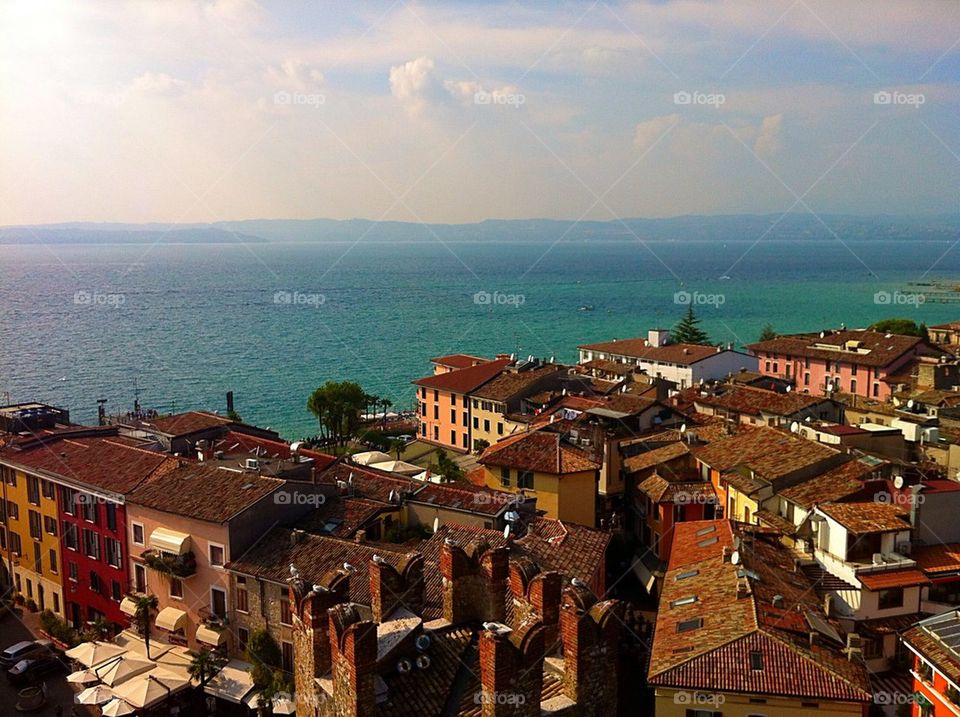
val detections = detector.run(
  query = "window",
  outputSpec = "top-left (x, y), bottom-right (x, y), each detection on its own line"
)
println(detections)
top-left (873, 382), bottom-right (880, 397)
top-left (473, 417), bottom-right (479, 429)
top-left (209, 544), bottom-right (225, 568)
top-left (27, 476), bottom-right (40, 505)
top-left (462, 412), bottom-right (468, 427)
top-left (462, 433), bottom-right (468, 449)
top-left (500, 467), bottom-right (510, 487)
top-left (49, 549), bottom-right (57, 575)
top-left (451, 394), bottom-right (456, 407)
top-left (0, 527), bottom-right (5, 550)
top-left (280, 594), bottom-right (292, 625)
top-left (750, 650), bottom-right (763, 670)
top-left (53, 593), bottom-right (59, 614)
top-left (450, 409), bottom-right (456, 423)
top-left (68, 562), bottom-right (78, 582)
top-left (675, 570), bottom-right (699, 581)
top-left (81, 497), bottom-right (97, 524)
top-left (132, 523), bottom-right (145, 546)
top-left (420, 387), bottom-right (426, 399)
top-left (43, 515), bottom-right (57, 536)
top-left (112, 581), bottom-right (122, 602)
top-left (4, 470), bottom-right (16, 487)
top-left (420, 402), bottom-right (426, 416)
top-left (170, 578), bottom-right (183, 599)
top-left (28, 510), bottom-right (42, 540)
top-left (105, 538), bottom-right (122, 568)
top-left (850, 379), bottom-right (857, 394)
top-left (64, 523), bottom-right (78, 550)
top-left (237, 627), bottom-right (249, 652)
top-left (878, 587), bottom-right (904, 610)
top-left (497, 423), bottom-right (503, 435)
top-left (26, 579), bottom-right (33, 599)
top-left (33, 543), bottom-right (41, 572)
top-left (281, 641), bottom-right (294, 673)
top-left (89, 571), bottom-right (101, 594)
top-left (83, 529), bottom-right (100, 560)
top-left (105, 503), bottom-right (117, 531)
top-left (433, 390), bottom-right (438, 401)
top-left (670, 596), bottom-right (697, 608)
top-left (236, 577), bottom-right (249, 613)
top-left (804, 372), bottom-right (810, 386)
top-left (517, 471), bottom-right (534, 489)
top-left (450, 430), bottom-right (456, 445)
top-left (483, 419), bottom-right (490, 432)
top-left (41, 480), bottom-right (54, 500)
top-left (7, 500), bottom-right (18, 520)
top-left (211, 587), bottom-right (227, 618)
top-left (134, 564), bottom-right (146, 593)
top-left (433, 426), bottom-right (438, 441)
top-left (676, 618), bottom-right (703, 633)
top-left (433, 405), bottom-right (438, 420)
top-left (60, 487), bottom-right (75, 515)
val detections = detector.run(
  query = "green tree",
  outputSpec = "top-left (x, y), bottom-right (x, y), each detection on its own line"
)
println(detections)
top-left (430, 449), bottom-right (465, 482)
top-left (388, 438), bottom-right (406, 460)
top-left (188, 648), bottom-right (227, 689)
top-left (245, 629), bottom-right (283, 689)
top-left (868, 318), bottom-right (928, 340)
top-left (307, 381), bottom-right (368, 446)
top-left (673, 306), bottom-right (711, 345)
top-left (758, 324), bottom-right (777, 342)
top-left (133, 594), bottom-right (159, 659)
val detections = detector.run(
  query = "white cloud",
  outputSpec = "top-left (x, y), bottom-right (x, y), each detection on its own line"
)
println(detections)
top-left (753, 114), bottom-right (783, 156)
top-left (389, 56), bottom-right (439, 114)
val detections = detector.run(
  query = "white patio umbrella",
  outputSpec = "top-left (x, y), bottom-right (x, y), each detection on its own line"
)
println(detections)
top-left (66, 641), bottom-right (127, 668)
top-left (272, 692), bottom-right (296, 715)
top-left (101, 697), bottom-right (137, 717)
top-left (75, 684), bottom-right (116, 705)
top-left (66, 668), bottom-right (99, 684)
top-left (95, 654), bottom-right (156, 686)
top-left (113, 670), bottom-right (190, 709)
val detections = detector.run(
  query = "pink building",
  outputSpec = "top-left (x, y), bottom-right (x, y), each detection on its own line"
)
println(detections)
top-left (747, 329), bottom-right (939, 400)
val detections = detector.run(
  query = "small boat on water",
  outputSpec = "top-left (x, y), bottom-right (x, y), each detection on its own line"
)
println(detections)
top-left (578, 305), bottom-right (594, 312)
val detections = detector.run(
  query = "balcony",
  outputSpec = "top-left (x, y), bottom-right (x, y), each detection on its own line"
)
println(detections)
top-left (141, 549), bottom-right (197, 578)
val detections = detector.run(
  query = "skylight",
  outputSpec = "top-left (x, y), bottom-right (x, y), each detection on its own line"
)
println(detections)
top-left (670, 596), bottom-right (698, 608)
top-left (675, 569), bottom-right (699, 581)
top-left (750, 651), bottom-right (763, 671)
top-left (697, 536), bottom-right (718, 547)
top-left (677, 618), bottom-right (703, 633)
top-left (695, 525), bottom-right (716, 537)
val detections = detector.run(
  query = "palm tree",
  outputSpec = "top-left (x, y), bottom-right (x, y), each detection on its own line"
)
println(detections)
top-left (133, 594), bottom-right (158, 659)
top-left (380, 398), bottom-right (393, 429)
top-left (188, 648), bottom-right (227, 689)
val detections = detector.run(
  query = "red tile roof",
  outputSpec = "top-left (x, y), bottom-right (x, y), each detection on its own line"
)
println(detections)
top-left (817, 502), bottom-right (911, 533)
top-left (690, 384), bottom-right (832, 417)
top-left (648, 520), bottom-right (871, 703)
top-left (778, 459), bottom-right (879, 509)
top-left (903, 612), bottom-right (960, 684)
top-left (578, 338), bottom-right (729, 365)
top-left (294, 497), bottom-right (389, 537)
top-left (694, 426), bottom-right (841, 480)
top-left (747, 330), bottom-right (926, 368)
top-left (858, 568), bottom-right (929, 591)
top-left (140, 410), bottom-right (234, 436)
top-left (478, 430), bottom-right (600, 474)
top-left (471, 365), bottom-right (563, 401)
top-left (212, 431), bottom-right (336, 469)
top-left (127, 463), bottom-right (284, 523)
top-left (412, 358), bottom-right (512, 393)
top-left (912, 543), bottom-right (960, 575)
top-left (430, 353), bottom-right (489, 369)
top-left (1, 434), bottom-right (180, 495)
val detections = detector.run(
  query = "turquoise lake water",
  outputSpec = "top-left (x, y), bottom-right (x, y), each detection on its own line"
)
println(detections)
top-left (2, 238), bottom-right (959, 438)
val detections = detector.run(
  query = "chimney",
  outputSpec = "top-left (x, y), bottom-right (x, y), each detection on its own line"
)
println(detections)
top-left (440, 540), bottom-right (508, 624)
top-left (560, 585), bottom-right (621, 716)
top-left (647, 329), bottom-right (670, 348)
top-left (478, 620), bottom-right (545, 717)
top-left (369, 552), bottom-right (424, 623)
top-left (354, 529), bottom-right (366, 544)
top-left (328, 604), bottom-right (377, 717)
top-left (509, 561), bottom-right (562, 649)
top-left (290, 569), bottom-right (350, 708)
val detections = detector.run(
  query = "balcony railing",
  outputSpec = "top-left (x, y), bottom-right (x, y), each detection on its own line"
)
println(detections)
top-left (141, 549), bottom-right (197, 578)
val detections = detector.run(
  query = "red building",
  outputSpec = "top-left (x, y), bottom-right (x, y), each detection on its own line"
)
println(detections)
top-left (902, 611), bottom-right (960, 716)
top-left (5, 430), bottom-right (179, 628)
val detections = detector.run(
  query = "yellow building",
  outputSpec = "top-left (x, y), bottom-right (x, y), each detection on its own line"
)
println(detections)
top-left (1, 466), bottom-right (65, 616)
top-left (477, 430), bottom-right (599, 527)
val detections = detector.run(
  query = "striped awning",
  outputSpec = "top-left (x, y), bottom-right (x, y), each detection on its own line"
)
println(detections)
top-left (154, 607), bottom-right (187, 633)
top-left (196, 625), bottom-right (228, 647)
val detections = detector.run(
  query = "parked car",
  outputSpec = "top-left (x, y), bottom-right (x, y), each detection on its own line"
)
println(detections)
top-left (7, 654), bottom-right (63, 684)
top-left (0, 640), bottom-right (53, 668)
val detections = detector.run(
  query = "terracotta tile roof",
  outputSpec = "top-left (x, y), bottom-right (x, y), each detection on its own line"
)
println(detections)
top-left (778, 459), bottom-right (879, 509)
top-left (1, 434), bottom-right (180, 495)
top-left (430, 353), bottom-right (488, 369)
top-left (912, 543), bottom-right (960, 576)
top-left (580, 358), bottom-right (635, 375)
top-left (638, 475), bottom-right (715, 504)
top-left (212, 431), bottom-right (336, 469)
top-left (902, 611), bottom-right (960, 683)
top-left (754, 509), bottom-right (798, 535)
top-left (695, 426), bottom-right (841, 480)
top-left (578, 338), bottom-right (729, 365)
top-left (471, 365), bottom-right (563, 401)
top-left (408, 481), bottom-right (518, 517)
top-left (691, 384), bottom-right (832, 417)
top-left (127, 463), bottom-right (284, 523)
top-left (293, 497), bottom-right (389, 537)
top-left (318, 462), bottom-right (417, 503)
top-left (858, 568), bottom-right (929, 591)
top-left (747, 330), bottom-right (926, 368)
top-left (478, 430), bottom-right (599, 474)
top-left (141, 410), bottom-right (234, 436)
top-left (648, 520), bottom-right (871, 703)
top-left (817, 502), bottom-right (911, 533)
top-left (227, 528), bottom-right (410, 605)
top-left (623, 442), bottom-right (690, 474)
top-left (721, 468), bottom-right (768, 496)
top-left (412, 358), bottom-right (512, 393)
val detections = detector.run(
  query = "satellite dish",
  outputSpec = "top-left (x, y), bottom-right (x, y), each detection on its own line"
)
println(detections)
top-left (790, 421), bottom-right (800, 434)
top-left (731, 550), bottom-right (741, 565)
top-left (679, 423), bottom-right (687, 434)
top-left (785, 385), bottom-right (792, 393)
top-left (433, 517), bottom-right (440, 533)
top-left (894, 475), bottom-right (905, 490)
top-left (503, 524), bottom-right (511, 539)
top-left (907, 399), bottom-right (915, 409)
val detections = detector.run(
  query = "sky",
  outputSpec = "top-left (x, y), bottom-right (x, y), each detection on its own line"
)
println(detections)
top-left (1, 0), bottom-right (959, 225)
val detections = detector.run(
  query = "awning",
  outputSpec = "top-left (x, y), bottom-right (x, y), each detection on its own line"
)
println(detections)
top-left (119, 597), bottom-right (138, 617)
top-left (196, 625), bottom-right (228, 647)
top-left (205, 659), bottom-right (256, 704)
top-left (154, 607), bottom-right (187, 633)
top-left (148, 528), bottom-right (191, 555)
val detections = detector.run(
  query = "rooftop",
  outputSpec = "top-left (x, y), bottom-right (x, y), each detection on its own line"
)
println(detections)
top-left (578, 337), bottom-right (729, 365)
top-left (902, 611), bottom-right (960, 684)
top-left (470, 365), bottom-right (563, 401)
top-left (816, 501), bottom-right (911, 534)
top-left (429, 353), bottom-right (488, 369)
top-left (412, 358), bottom-right (512, 394)
top-left (747, 329), bottom-right (926, 368)
top-left (478, 430), bottom-right (599, 474)
top-left (690, 384), bottom-right (831, 417)
top-left (778, 459), bottom-right (880, 509)
top-left (135, 410), bottom-right (235, 437)
top-left (694, 426), bottom-right (841, 480)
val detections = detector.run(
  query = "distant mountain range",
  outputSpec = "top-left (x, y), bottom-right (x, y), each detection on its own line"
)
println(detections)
top-left (1, 214), bottom-right (957, 245)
